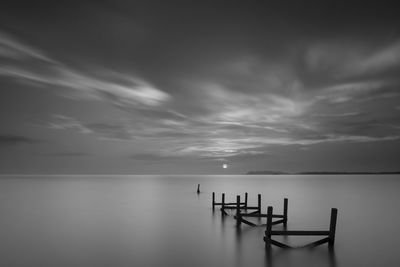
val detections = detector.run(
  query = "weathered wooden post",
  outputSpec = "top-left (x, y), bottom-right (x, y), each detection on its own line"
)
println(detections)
top-left (212, 192), bottom-right (215, 209)
top-left (265, 206), bottom-right (273, 248)
top-left (283, 198), bottom-right (288, 227)
top-left (236, 195), bottom-right (241, 226)
top-left (329, 208), bottom-right (338, 247)
top-left (197, 184), bottom-right (200, 194)
top-left (221, 193), bottom-right (225, 214)
top-left (244, 192), bottom-right (248, 208)
top-left (257, 194), bottom-right (261, 214)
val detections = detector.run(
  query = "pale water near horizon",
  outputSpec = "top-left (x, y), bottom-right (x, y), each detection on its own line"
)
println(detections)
top-left (0, 175), bottom-right (399, 267)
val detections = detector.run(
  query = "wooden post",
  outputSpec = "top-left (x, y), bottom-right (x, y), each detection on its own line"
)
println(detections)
top-left (283, 198), bottom-right (288, 227)
top-left (245, 192), bottom-right (248, 208)
top-left (221, 193), bottom-right (225, 214)
top-left (257, 194), bottom-right (261, 214)
top-left (212, 192), bottom-right (215, 209)
top-left (197, 184), bottom-right (200, 194)
top-left (329, 208), bottom-right (338, 247)
top-left (236, 195), bottom-right (241, 226)
top-left (265, 206), bottom-right (273, 248)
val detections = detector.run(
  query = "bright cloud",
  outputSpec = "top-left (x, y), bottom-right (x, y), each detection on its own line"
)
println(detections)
top-left (0, 32), bottom-right (170, 109)
top-left (0, 31), bottom-right (54, 62)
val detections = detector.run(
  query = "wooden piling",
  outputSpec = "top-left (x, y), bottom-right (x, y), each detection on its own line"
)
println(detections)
top-left (236, 195), bottom-right (241, 226)
top-left (197, 184), bottom-right (200, 193)
top-left (257, 194), bottom-right (261, 214)
top-left (265, 206), bottom-right (273, 248)
top-left (244, 192), bottom-right (248, 208)
top-left (329, 208), bottom-right (338, 247)
top-left (212, 192), bottom-right (215, 209)
top-left (283, 198), bottom-right (288, 227)
top-left (221, 193), bottom-right (225, 213)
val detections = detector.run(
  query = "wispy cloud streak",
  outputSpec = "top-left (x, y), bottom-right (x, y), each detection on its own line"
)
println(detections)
top-left (0, 31), bottom-right (54, 62)
top-left (0, 32), bottom-right (170, 109)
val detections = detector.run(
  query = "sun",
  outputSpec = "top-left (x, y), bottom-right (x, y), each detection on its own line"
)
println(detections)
top-left (222, 163), bottom-right (228, 169)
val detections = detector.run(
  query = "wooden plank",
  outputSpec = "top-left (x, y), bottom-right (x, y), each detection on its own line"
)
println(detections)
top-left (222, 206), bottom-right (257, 210)
top-left (240, 207), bottom-right (260, 210)
top-left (270, 239), bottom-right (292, 248)
top-left (240, 206), bottom-right (259, 210)
top-left (243, 213), bottom-right (269, 217)
top-left (302, 237), bottom-right (330, 248)
top-left (271, 230), bottom-right (330, 236)
top-left (224, 202), bottom-right (246, 205)
top-left (214, 202), bottom-right (246, 206)
top-left (237, 217), bottom-right (256, 227)
top-left (247, 210), bottom-right (260, 215)
top-left (271, 219), bottom-right (284, 225)
top-left (239, 214), bottom-right (284, 218)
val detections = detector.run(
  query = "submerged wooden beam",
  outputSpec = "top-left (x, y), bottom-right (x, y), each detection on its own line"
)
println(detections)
top-left (248, 210), bottom-right (260, 215)
top-left (234, 216), bottom-right (256, 226)
top-left (222, 206), bottom-right (257, 210)
top-left (239, 213), bottom-right (284, 218)
top-left (270, 239), bottom-right (292, 249)
top-left (271, 219), bottom-right (285, 225)
top-left (302, 237), bottom-right (330, 248)
top-left (221, 202), bottom-right (246, 205)
top-left (270, 230), bottom-right (330, 236)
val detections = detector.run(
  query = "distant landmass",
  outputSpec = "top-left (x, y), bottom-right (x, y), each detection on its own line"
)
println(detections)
top-left (246, 170), bottom-right (400, 175)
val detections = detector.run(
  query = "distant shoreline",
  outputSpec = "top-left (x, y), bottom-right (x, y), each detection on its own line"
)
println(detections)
top-left (246, 171), bottom-right (400, 175)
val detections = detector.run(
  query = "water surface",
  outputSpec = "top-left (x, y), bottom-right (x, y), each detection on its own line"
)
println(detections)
top-left (0, 175), bottom-right (399, 267)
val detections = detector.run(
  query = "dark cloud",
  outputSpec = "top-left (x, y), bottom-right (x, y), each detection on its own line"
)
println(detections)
top-left (129, 153), bottom-right (183, 161)
top-left (47, 152), bottom-right (90, 157)
top-left (0, 134), bottom-right (39, 145)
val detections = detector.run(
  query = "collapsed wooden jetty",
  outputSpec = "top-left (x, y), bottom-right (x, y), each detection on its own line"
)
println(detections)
top-left (212, 192), bottom-right (287, 227)
top-left (235, 196), bottom-right (288, 227)
top-left (211, 192), bottom-right (338, 249)
top-left (212, 192), bottom-right (254, 214)
top-left (264, 206), bottom-right (337, 248)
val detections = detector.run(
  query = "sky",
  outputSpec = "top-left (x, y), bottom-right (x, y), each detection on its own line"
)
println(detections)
top-left (1, 0), bottom-right (400, 174)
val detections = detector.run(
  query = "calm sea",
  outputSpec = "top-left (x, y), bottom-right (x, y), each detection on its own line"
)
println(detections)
top-left (0, 175), bottom-right (399, 267)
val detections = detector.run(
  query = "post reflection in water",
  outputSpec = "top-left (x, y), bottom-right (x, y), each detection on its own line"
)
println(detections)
top-left (264, 246), bottom-right (337, 267)
top-left (234, 225), bottom-right (243, 267)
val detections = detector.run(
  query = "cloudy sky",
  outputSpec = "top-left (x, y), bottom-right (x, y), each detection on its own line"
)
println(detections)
top-left (1, 0), bottom-right (400, 174)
